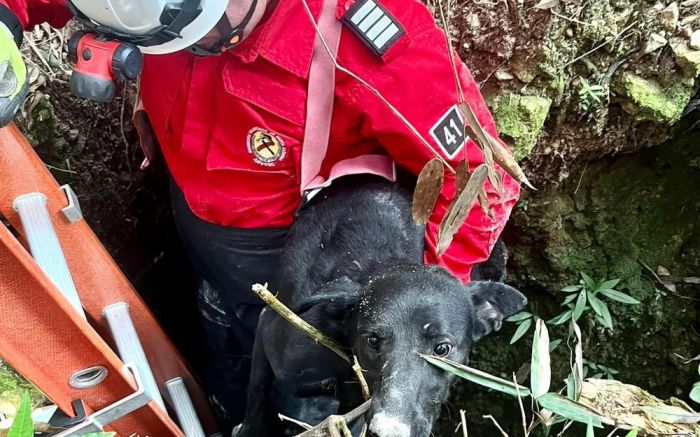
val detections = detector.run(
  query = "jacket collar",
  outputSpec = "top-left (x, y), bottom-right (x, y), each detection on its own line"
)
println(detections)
top-left (231, 0), bottom-right (322, 79)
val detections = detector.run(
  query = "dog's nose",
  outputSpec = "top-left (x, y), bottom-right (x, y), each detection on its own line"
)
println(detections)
top-left (368, 412), bottom-right (411, 437)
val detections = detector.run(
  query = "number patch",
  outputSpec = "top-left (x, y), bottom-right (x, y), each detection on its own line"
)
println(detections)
top-left (430, 105), bottom-right (467, 159)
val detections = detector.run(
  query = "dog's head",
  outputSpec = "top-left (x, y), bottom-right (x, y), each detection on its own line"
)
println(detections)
top-left (297, 266), bottom-right (526, 437)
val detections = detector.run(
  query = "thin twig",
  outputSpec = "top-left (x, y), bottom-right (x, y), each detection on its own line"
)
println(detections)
top-left (278, 413), bottom-right (313, 430)
top-left (513, 373), bottom-right (529, 437)
top-left (460, 409), bottom-right (469, 437)
top-left (44, 163), bottom-right (77, 174)
top-left (558, 21), bottom-right (638, 72)
top-left (297, 400), bottom-right (372, 437)
top-left (252, 283), bottom-right (350, 363)
top-left (574, 160), bottom-right (589, 194)
top-left (353, 356), bottom-right (371, 400)
top-left (299, 0), bottom-right (455, 173)
top-left (482, 415), bottom-right (509, 437)
top-left (551, 11), bottom-right (594, 27)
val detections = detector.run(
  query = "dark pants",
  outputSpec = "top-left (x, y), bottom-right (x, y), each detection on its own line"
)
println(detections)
top-left (169, 180), bottom-right (288, 431)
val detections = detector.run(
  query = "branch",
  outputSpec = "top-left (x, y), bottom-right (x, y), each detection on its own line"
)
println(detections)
top-left (296, 400), bottom-right (372, 437)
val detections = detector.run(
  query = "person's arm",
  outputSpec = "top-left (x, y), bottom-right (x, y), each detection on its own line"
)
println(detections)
top-left (340, 0), bottom-right (520, 282)
top-left (0, 0), bottom-right (72, 30)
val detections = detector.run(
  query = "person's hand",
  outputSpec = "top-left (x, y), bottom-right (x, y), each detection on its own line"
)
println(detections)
top-left (0, 21), bottom-right (26, 127)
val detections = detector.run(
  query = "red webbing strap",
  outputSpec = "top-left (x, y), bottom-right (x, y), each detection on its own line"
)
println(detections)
top-left (0, 124), bottom-right (216, 434)
top-left (0, 225), bottom-right (181, 436)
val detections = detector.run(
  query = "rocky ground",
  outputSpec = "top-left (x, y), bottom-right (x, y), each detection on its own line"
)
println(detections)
top-left (1, 1), bottom-right (699, 435)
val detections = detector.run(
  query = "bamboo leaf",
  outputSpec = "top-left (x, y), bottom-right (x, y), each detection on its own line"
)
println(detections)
top-left (549, 339), bottom-right (563, 352)
top-left (510, 318), bottom-right (533, 344)
top-left (580, 272), bottom-right (596, 290)
top-left (548, 310), bottom-right (573, 325)
top-left (562, 293), bottom-right (578, 305)
top-left (537, 393), bottom-right (604, 428)
top-left (8, 393), bottom-right (33, 437)
top-left (572, 321), bottom-right (584, 401)
top-left (561, 285), bottom-right (582, 292)
top-left (573, 291), bottom-right (587, 321)
top-left (454, 160), bottom-right (470, 197)
top-left (625, 429), bottom-right (639, 437)
top-left (641, 405), bottom-right (700, 424)
top-left (598, 279), bottom-right (620, 290)
top-left (412, 158), bottom-right (444, 225)
top-left (587, 292), bottom-right (611, 329)
top-left (437, 164), bottom-right (488, 255)
top-left (690, 382), bottom-right (700, 404)
top-left (533, 0), bottom-right (560, 9)
top-left (507, 312), bottom-right (533, 322)
top-left (422, 354), bottom-right (531, 397)
top-left (586, 422), bottom-right (595, 437)
top-left (457, 102), bottom-right (535, 190)
top-left (598, 289), bottom-right (641, 305)
top-left (531, 319), bottom-right (551, 398)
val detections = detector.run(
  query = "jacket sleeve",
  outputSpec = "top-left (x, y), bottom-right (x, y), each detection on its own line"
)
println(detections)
top-left (340, 0), bottom-right (521, 282)
top-left (0, 0), bottom-right (72, 30)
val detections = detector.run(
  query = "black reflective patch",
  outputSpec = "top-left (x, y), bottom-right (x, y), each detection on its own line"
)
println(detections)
top-left (430, 106), bottom-right (467, 159)
top-left (342, 0), bottom-right (405, 57)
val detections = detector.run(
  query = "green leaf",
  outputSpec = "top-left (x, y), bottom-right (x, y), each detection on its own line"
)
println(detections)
top-left (549, 339), bottom-right (563, 352)
top-left (573, 291), bottom-right (587, 321)
top-left (507, 312), bottom-right (533, 322)
top-left (641, 405), bottom-right (700, 424)
top-left (580, 272), bottom-right (596, 290)
top-left (561, 285), bottom-right (582, 292)
top-left (597, 279), bottom-right (620, 291)
top-left (510, 318), bottom-right (533, 344)
top-left (598, 289), bottom-right (641, 305)
top-left (422, 354), bottom-right (531, 398)
top-left (625, 429), bottom-right (638, 437)
top-left (531, 319), bottom-right (551, 399)
top-left (587, 292), bottom-right (613, 329)
top-left (548, 310), bottom-right (573, 325)
top-left (586, 422), bottom-right (595, 437)
top-left (537, 393), bottom-right (604, 428)
top-left (562, 293), bottom-right (578, 305)
top-left (8, 392), bottom-right (33, 437)
top-left (690, 382), bottom-right (700, 404)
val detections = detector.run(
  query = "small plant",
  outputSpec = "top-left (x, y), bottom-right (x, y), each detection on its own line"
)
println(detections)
top-left (690, 364), bottom-right (700, 405)
top-left (583, 359), bottom-right (619, 380)
top-left (578, 77), bottom-right (608, 112)
top-left (506, 311), bottom-right (535, 344)
top-left (6, 392), bottom-right (115, 437)
top-left (549, 272), bottom-right (640, 330)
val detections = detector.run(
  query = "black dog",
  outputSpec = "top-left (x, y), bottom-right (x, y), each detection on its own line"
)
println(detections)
top-left (236, 176), bottom-right (526, 437)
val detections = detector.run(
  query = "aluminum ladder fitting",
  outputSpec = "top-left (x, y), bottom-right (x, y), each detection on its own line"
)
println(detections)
top-left (13, 189), bottom-right (85, 319)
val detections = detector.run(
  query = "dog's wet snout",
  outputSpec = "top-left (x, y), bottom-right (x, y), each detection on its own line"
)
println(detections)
top-left (368, 412), bottom-right (411, 437)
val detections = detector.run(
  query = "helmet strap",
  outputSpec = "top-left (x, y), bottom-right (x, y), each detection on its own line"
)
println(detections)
top-left (190, 0), bottom-right (260, 56)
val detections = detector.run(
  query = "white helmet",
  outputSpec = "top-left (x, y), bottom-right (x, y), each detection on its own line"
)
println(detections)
top-left (68, 0), bottom-right (235, 55)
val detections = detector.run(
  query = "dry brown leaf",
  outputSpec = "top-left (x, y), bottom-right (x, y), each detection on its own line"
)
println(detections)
top-left (455, 160), bottom-right (470, 196)
top-left (458, 102), bottom-right (535, 190)
top-left (478, 189), bottom-right (494, 218)
top-left (532, 0), bottom-right (560, 9)
top-left (412, 158), bottom-right (445, 225)
top-left (437, 164), bottom-right (489, 255)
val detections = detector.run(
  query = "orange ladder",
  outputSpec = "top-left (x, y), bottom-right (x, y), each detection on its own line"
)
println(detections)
top-left (0, 124), bottom-right (218, 436)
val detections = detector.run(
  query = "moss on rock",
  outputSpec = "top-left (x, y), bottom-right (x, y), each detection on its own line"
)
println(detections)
top-left (489, 94), bottom-right (552, 160)
top-left (618, 72), bottom-right (693, 123)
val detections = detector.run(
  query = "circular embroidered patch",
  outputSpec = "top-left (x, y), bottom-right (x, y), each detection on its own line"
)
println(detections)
top-left (247, 128), bottom-right (287, 167)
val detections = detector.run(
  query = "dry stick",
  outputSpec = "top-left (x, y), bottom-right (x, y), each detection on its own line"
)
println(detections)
top-left (251, 283), bottom-right (371, 401)
top-left (297, 400), bottom-right (372, 437)
top-left (278, 413), bottom-right (314, 430)
top-left (252, 283), bottom-right (350, 363)
top-left (513, 373), bottom-right (529, 437)
top-left (460, 409), bottom-right (469, 437)
top-left (482, 415), bottom-right (509, 437)
top-left (298, 0), bottom-right (455, 174)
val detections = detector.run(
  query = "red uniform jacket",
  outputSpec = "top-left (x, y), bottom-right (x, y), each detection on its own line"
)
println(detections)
top-left (3, 0), bottom-right (520, 281)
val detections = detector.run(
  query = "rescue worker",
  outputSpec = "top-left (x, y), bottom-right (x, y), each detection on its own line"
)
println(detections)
top-left (0, 0), bottom-right (521, 430)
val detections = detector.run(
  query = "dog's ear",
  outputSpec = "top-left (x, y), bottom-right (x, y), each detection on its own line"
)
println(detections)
top-left (467, 281), bottom-right (527, 342)
top-left (294, 277), bottom-right (363, 319)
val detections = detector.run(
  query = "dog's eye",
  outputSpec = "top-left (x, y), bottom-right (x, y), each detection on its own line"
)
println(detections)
top-left (366, 335), bottom-right (380, 349)
top-left (433, 342), bottom-right (452, 357)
